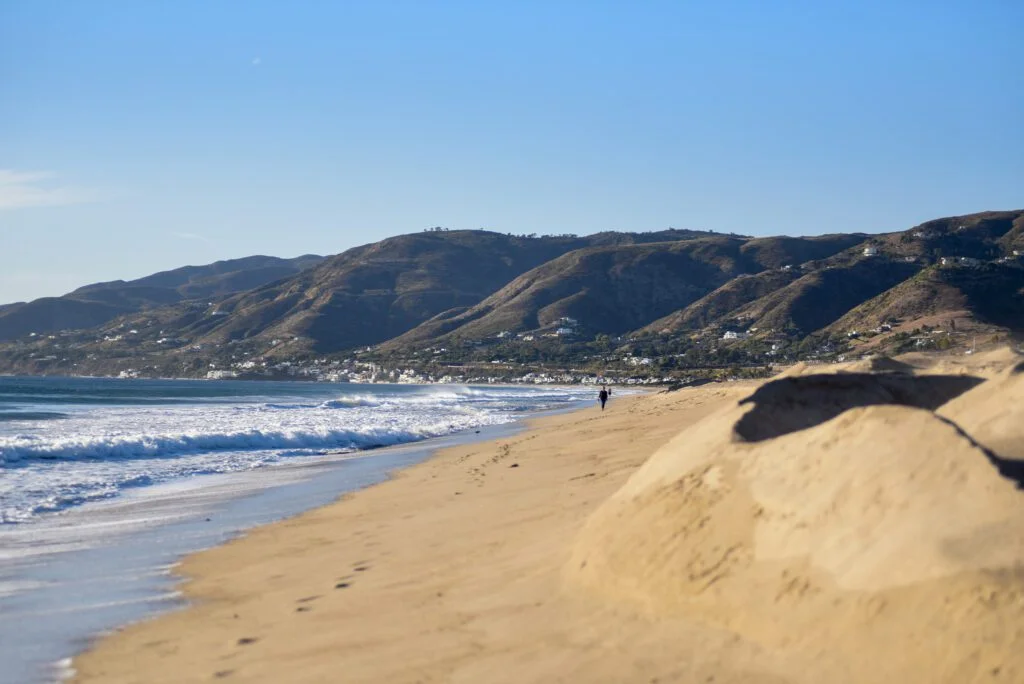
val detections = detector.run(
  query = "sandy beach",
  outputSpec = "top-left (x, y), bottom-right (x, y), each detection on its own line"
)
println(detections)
top-left (73, 351), bottom-right (1024, 683)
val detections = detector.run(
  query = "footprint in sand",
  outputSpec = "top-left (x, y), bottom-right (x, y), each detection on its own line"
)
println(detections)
top-left (295, 595), bottom-right (321, 611)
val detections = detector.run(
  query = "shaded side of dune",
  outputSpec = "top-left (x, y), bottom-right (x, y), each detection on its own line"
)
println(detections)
top-left (733, 373), bottom-right (983, 442)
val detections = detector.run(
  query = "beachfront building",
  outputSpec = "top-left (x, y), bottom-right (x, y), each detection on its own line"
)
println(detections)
top-left (863, 246), bottom-right (879, 257)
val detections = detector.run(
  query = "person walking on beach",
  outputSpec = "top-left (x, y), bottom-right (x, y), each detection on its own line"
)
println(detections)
top-left (598, 387), bottom-right (609, 411)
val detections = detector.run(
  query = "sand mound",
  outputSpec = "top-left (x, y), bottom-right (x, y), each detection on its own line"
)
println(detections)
top-left (569, 373), bottom-right (1024, 683)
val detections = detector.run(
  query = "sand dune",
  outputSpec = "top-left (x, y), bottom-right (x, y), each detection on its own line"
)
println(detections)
top-left (570, 361), bottom-right (1024, 683)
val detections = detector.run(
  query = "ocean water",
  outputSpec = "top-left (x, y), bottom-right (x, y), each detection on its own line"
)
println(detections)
top-left (0, 376), bottom-right (593, 683)
top-left (0, 376), bottom-right (591, 524)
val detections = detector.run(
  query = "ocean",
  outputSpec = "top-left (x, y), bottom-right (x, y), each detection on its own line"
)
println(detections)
top-left (0, 376), bottom-right (592, 683)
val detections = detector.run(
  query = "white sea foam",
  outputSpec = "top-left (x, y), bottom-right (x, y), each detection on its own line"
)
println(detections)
top-left (0, 383), bottom-right (591, 523)
top-left (2, 422), bottom-right (467, 463)
top-left (0, 380), bottom-right (598, 684)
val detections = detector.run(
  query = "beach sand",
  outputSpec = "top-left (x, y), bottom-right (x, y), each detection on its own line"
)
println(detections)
top-left (74, 352), bottom-right (1024, 683)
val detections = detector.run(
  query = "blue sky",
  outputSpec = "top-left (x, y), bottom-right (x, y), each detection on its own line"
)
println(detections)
top-left (1, 0), bottom-right (1021, 303)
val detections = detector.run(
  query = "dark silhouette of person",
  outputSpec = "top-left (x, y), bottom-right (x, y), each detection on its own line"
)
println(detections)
top-left (598, 387), bottom-right (609, 410)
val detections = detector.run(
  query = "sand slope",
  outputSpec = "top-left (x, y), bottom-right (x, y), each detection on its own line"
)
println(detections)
top-left (570, 363), bottom-right (1024, 683)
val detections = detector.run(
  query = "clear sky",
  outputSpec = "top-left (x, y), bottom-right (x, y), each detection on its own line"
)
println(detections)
top-left (1, 0), bottom-right (1021, 304)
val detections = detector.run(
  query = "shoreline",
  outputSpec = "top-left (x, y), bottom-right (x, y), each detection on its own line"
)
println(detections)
top-left (2, 401), bottom-right (577, 684)
top-left (65, 350), bottom-right (1024, 683)
top-left (70, 385), bottom-right (754, 683)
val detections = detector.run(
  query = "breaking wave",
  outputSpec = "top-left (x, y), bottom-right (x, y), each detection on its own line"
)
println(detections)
top-left (0, 421), bottom-right (478, 465)
top-left (0, 380), bottom-right (595, 523)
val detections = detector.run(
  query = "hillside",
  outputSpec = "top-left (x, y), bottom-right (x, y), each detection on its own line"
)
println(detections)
top-left (388, 233), bottom-right (865, 347)
top-left (826, 262), bottom-right (1024, 336)
top-left (0, 255), bottom-right (324, 341)
top-left (736, 233), bottom-right (867, 269)
top-left (733, 211), bottom-right (1024, 336)
top-left (92, 229), bottom-right (753, 356)
top-left (386, 239), bottom-right (741, 346)
top-left (640, 269), bottom-right (801, 335)
top-left (637, 210), bottom-right (1024, 341)
top-left (729, 258), bottom-right (924, 335)
top-left (0, 211), bottom-right (1021, 379)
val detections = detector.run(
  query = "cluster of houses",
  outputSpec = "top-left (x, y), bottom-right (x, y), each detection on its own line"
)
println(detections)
top-left (863, 243), bottom-right (1023, 268)
top-left (493, 317), bottom-right (580, 342)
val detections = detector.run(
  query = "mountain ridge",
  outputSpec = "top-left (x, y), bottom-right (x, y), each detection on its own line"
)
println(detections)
top-left (0, 211), bottom-right (1021, 378)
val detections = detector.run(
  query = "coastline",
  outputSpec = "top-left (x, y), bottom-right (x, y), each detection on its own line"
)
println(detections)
top-left (70, 385), bottom-right (755, 683)
top-left (2, 396), bottom-right (581, 684)
top-left (55, 349), bottom-right (1024, 683)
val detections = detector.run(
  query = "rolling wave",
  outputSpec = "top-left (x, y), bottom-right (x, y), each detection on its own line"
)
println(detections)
top-left (0, 421), bottom-right (475, 465)
top-left (0, 379), bottom-right (594, 523)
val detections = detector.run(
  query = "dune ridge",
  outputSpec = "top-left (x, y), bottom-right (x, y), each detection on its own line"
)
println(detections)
top-left (569, 353), bottom-right (1024, 683)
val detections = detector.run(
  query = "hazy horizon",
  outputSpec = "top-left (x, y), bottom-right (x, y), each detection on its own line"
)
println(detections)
top-left (2, 0), bottom-right (1021, 303)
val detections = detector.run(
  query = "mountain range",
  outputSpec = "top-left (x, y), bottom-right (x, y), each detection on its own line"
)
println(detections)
top-left (1, 211), bottom-right (1021, 377)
